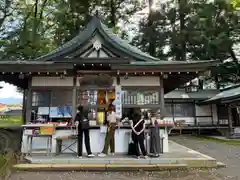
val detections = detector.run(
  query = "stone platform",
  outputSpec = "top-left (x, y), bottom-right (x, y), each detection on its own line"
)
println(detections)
top-left (14, 141), bottom-right (224, 171)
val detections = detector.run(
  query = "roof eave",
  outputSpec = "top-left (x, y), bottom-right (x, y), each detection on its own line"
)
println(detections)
top-left (198, 99), bottom-right (220, 105)
top-left (111, 61), bottom-right (217, 72)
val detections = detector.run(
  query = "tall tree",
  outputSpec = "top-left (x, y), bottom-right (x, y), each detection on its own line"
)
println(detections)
top-left (1, 0), bottom-right (56, 60)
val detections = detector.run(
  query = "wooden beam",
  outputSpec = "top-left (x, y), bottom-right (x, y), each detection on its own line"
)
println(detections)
top-left (71, 73), bottom-right (77, 125)
top-left (159, 76), bottom-right (165, 119)
top-left (25, 77), bottom-right (32, 124)
top-left (228, 105), bottom-right (233, 136)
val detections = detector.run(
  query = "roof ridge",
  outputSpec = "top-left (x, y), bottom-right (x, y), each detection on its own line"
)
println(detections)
top-left (34, 15), bottom-right (160, 62)
top-left (221, 84), bottom-right (240, 92)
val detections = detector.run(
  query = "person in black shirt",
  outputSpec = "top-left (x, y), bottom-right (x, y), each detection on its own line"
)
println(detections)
top-left (74, 105), bottom-right (94, 158)
top-left (130, 108), bottom-right (147, 159)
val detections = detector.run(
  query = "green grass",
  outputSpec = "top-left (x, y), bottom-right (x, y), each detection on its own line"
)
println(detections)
top-left (0, 155), bottom-right (9, 177)
top-left (193, 136), bottom-right (240, 146)
top-left (0, 116), bottom-right (23, 127)
top-left (0, 152), bottom-right (19, 178)
top-left (0, 156), bottom-right (7, 168)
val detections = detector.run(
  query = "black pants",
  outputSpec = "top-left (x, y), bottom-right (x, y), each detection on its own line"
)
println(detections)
top-left (77, 128), bottom-right (92, 156)
top-left (132, 132), bottom-right (147, 156)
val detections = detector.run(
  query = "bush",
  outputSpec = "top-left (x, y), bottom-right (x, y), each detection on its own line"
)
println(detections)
top-left (0, 155), bottom-right (7, 168)
top-left (0, 154), bottom-right (9, 178)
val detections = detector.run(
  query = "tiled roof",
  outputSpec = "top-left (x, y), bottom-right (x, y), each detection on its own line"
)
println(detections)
top-left (201, 84), bottom-right (240, 104)
top-left (165, 89), bottom-right (219, 100)
top-left (35, 16), bottom-right (159, 62)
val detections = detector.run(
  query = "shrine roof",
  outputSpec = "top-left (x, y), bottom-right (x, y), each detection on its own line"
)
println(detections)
top-left (200, 84), bottom-right (240, 105)
top-left (34, 15), bottom-right (159, 62)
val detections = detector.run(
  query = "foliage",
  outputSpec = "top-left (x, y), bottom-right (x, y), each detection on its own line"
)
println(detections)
top-left (0, 0), bottom-right (144, 61)
top-left (132, 0), bottom-right (240, 88)
top-left (0, 0), bottom-right (240, 88)
top-left (231, 0), bottom-right (240, 8)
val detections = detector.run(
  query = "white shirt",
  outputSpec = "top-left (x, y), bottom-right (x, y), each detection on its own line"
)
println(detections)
top-left (107, 111), bottom-right (117, 123)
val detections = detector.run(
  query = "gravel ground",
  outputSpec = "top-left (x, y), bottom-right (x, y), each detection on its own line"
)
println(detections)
top-left (170, 136), bottom-right (240, 180)
top-left (8, 136), bottom-right (240, 180)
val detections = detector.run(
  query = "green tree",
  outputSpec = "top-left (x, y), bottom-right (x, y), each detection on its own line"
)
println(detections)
top-left (231, 0), bottom-right (240, 8)
top-left (1, 0), bottom-right (56, 60)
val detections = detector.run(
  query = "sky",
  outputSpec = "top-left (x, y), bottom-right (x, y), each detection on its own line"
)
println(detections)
top-left (0, 82), bottom-right (22, 99)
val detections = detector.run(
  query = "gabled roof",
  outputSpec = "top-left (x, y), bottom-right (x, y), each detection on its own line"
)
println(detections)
top-left (200, 84), bottom-right (240, 105)
top-left (35, 15), bottom-right (159, 62)
top-left (165, 89), bottom-right (219, 100)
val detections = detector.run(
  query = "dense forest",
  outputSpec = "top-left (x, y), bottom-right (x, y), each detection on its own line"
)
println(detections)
top-left (0, 0), bottom-right (239, 89)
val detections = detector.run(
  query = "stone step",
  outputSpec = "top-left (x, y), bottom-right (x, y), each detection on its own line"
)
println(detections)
top-left (26, 157), bottom-right (178, 165)
top-left (13, 163), bottom-right (188, 171)
top-left (24, 156), bottom-right (219, 168)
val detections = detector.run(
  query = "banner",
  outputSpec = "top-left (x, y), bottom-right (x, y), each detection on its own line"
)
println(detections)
top-left (115, 85), bottom-right (122, 119)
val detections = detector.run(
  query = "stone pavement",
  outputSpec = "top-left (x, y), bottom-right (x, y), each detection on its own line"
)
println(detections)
top-left (9, 136), bottom-right (238, 180)
top-left (8, 170), bottom-right (229, 180)
top-left (16, 140), bottom-right (218, 170)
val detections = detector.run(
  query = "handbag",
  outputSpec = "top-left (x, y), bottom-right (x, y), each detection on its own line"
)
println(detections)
top-left (128, 135), bottom-right (136, 155)
top-left (80, 118), bottom-right (90, 129)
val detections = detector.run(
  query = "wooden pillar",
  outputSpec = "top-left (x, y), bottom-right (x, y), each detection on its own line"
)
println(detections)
top-left (193, 100), bottom-right (197, 126)
top-left (210, 104), bottom-right (214, 125)
top-left (159, 76), bottom-right (165, 119)
top-left (116, 75), bottom-right (120, 85)
top-left (228, 104), bottom-right (233, 136)
top-left (22, 89), bottom-right (26, 124)
top-left (25, 77), bottom-right (32, 123)
top-left (72, 74), bottom-right (77, 123)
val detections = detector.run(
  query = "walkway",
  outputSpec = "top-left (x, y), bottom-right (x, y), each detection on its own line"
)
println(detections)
top-left (9, 136), bottom-right (240, 180)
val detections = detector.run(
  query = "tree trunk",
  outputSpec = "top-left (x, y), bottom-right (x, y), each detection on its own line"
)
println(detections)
top-left (214, 75), bottom-right (220, 89)
top-left (198, 79), bottom-right (203, 89)
top-left (147, 0), bottom-right (156, 56)
top-left (178, 0), bottom-right (187, 61)
top-left (110, 0), bottom-right (116, 28)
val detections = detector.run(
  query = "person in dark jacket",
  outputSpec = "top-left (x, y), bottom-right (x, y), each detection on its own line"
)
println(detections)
top-left (75, 105), bottom-right (94, 158)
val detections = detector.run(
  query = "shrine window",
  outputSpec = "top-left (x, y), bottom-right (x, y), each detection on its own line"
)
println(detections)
top-left (32, 90), bottom-right (51, 107)
top-left (121, 90), bottom-right (159, 106)
top-left (173, 103), bottom-right (194, 117)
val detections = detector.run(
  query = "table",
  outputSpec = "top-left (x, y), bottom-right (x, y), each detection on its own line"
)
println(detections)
top-left (55, 135), bottom-right (78, 155)
top-left (26, 134), bottom-right (52, 156)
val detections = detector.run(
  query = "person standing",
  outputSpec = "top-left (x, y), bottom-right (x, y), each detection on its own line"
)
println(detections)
top-left (149, 114), bottom-right (161, 157)
top-left (130, 109), bottom-right (148, 159)
top-left (75, 105), bottom-right (95, 158)
top-left (98, 105), bottom-right (118, 157)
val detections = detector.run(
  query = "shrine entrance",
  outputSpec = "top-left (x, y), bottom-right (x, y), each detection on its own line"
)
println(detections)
top-left (232, 106), bottom-right (240, 127)
top-left (77, 74), bottom-right (117, 125)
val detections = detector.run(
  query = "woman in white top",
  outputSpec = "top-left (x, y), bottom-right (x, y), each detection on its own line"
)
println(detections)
top-left (98, 105), bottom-right (118, 157)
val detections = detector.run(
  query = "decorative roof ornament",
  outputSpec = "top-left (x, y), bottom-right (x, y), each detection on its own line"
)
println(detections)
top-left (93, 39), bottom-right (102, 50)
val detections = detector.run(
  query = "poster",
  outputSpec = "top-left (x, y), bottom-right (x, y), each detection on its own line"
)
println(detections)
top-left (38, 107), bottom-right (50, 115)
top-left (49, 106), bottom-right (72, 118)
top-left (115, 85), bottom-right (122, 118)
